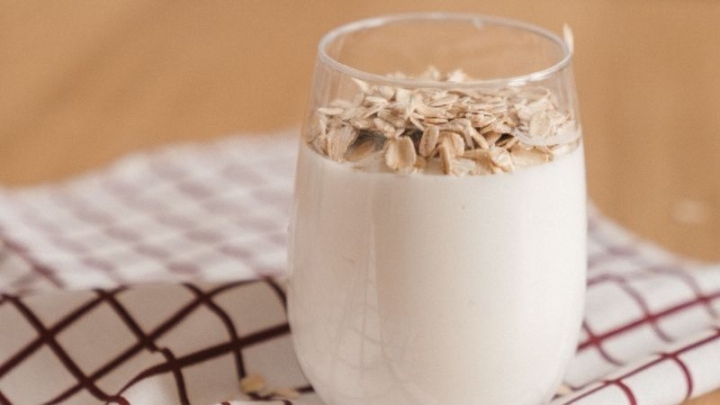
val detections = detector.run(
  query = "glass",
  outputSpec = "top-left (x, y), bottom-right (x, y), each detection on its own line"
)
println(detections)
top-left (288, 13), bottom-right (586, 405)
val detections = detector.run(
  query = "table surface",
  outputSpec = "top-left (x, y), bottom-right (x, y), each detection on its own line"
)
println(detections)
top-left (0, 1), bottom-right (718, 403)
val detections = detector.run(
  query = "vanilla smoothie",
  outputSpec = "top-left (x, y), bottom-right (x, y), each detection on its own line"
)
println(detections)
top-left (288, 59), bottom-right (586, 405)
top-left (289, 140), bottom-right (586, 405)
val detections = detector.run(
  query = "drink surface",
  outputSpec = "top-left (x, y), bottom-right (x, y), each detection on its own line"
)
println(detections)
top-left (288, 140), bottom-right (587, 405)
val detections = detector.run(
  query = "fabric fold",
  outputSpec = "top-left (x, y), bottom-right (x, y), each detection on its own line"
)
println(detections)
top-left (0, 134), bottom-right (718, 404)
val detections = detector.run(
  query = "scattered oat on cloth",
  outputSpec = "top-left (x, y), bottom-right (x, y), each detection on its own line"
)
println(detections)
top-left (0, 133), bottom-right (718, 405)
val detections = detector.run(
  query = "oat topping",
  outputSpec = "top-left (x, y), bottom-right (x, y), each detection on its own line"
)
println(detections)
top-left (271, 387), bottom-right (301, 399)
top-left (307, 67), bottom-right (580, 175)
top-left (239, 374), bottom-right (266, 394)
top-left (563, 24), bottom-right (575, 54)
top-left (239, 373), bottom-right (301, 400)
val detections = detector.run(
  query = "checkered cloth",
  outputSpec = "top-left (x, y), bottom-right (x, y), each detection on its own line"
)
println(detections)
top-left (0, 134), bottom-right (718, 405)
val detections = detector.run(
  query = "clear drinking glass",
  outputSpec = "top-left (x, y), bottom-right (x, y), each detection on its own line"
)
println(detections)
top-left (288, 13), bottom-right (586, 405)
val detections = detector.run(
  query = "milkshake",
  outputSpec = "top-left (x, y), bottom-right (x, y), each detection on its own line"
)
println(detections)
top-left (289, 140), bottom-right (585, 404)
top-left (288, 13), bottom-right (585, 405)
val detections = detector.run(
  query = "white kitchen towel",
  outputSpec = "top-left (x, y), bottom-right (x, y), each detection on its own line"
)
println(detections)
top-left (0, 133), bottom-right (718, 405)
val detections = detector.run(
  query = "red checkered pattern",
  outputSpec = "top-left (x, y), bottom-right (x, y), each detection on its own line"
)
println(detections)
top-left (551, 207), bottom-right (720, 405)
top-left (0, 133), bottom-right (719, 404)
top-left (0, 136), bottom-right (295, 293)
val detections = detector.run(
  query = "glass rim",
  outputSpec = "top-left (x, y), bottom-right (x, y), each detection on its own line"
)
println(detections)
top-left (318, 12), bottom-right (573, 89)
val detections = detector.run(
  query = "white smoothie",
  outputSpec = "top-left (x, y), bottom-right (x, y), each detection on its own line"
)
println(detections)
top-left (288, 140), bottom-right (586, 405)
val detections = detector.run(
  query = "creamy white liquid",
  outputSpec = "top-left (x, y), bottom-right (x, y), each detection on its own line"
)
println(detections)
top-left (288, 141), bottom-right (587, 405)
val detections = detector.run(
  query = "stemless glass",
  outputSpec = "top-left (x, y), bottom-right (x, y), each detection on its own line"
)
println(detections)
top-left (288, 13), bottom-right (586, 405)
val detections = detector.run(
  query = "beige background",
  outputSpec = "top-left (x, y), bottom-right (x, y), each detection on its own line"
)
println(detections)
top-left (0, 1), bottom-right (718, 403)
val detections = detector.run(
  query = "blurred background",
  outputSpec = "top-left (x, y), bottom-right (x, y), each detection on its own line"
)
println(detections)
top-left (0, 1), bottom-right (718, 404)
top-left (0, 0), bottom-right (718, 266)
